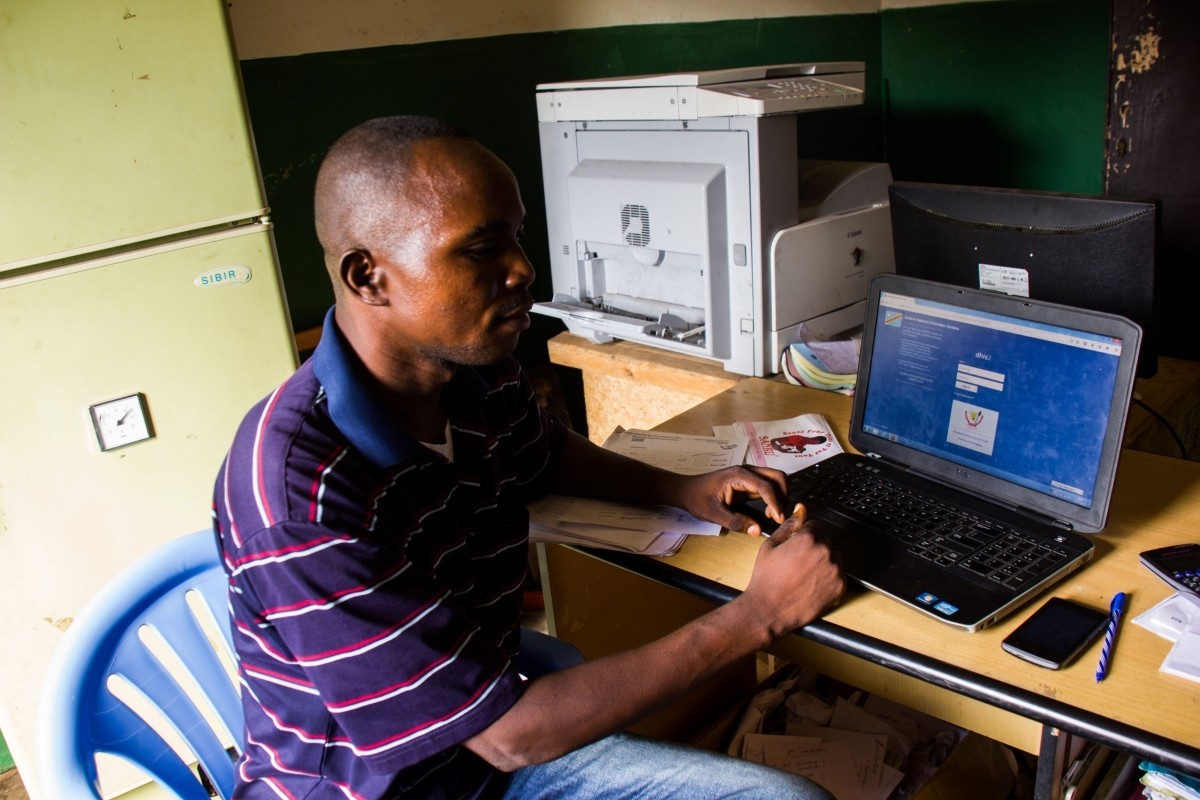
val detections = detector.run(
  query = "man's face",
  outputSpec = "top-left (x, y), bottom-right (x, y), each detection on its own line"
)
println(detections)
top-left (372, 139), bottom-right (535, 368)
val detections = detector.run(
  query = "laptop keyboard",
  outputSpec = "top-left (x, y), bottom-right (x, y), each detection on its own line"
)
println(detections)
top-left (795, 460), bottom-right (1076, 593)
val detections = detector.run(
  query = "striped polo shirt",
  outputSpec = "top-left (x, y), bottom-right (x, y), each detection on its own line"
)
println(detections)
top-left (213, 309), bottom-right (566, 799)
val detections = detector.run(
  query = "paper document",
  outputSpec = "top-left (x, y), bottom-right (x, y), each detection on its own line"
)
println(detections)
top-left (799, 322), bottom-right (862, 375)
top-left (527, 428), bottom-right (738, 555)
top-left (1133, 592), bottom-right (1200, 683)
top-left (602, 427), bottom-right (748, 474)
top-left (1134, 592), bottom-right (1200, 642)
top-left (528, 519), bottom-right (685, 556)
top-left (728, 666), bottom-right (965, 800)
top-left (780, 325), bottom-right (862, 396)
top-left (744, 734), bottom-right (864, 800)
top-left (1160, 625), bottom-right (1200, 685)
top-left (531, 493), bottom-right (718, 536)
top-left (527, 496), bottom-right (689, 555)
top-left (787, 722), bottom-right (890, 797)
top-left (526, 425), bottom-right (760, 555)
top-left (715, 413), bottom-right (843, 474)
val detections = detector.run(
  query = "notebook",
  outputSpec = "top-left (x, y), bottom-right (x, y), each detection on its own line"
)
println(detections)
top-left (747, 274), bottom-right (1142, 631)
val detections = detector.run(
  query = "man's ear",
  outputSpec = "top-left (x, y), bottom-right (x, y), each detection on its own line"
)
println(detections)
top-left (340, 249), bottom-right (388, 305)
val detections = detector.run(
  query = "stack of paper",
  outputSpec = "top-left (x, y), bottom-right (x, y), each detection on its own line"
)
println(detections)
top-left (1132, 592), bottom-right (1200, 683)
top-left (528, 428), bottom-right (747, 555)
top-left (780, 325), bottom-right (861, 396)
top-left (1139, 761), bottom-right (1200, 800)
top-left (527, 418), bottom-right (844, 552)
top-left (727, 667), bottom-right (967, 800)
top-left (528, 493), bottom-right (708, 556)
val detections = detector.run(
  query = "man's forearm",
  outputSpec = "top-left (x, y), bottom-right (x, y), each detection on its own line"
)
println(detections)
top-left (469, 513), bottom-right (845, 772)
top-left (550, 429), bottom-right (686, 506)
top-left (464, 595), bottom-right (771, 771)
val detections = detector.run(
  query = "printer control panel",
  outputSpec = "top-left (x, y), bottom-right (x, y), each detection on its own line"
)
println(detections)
top-left (700, 76), bottom-right (863, 116)
top-left (536, 62), bottom-right (865, 122)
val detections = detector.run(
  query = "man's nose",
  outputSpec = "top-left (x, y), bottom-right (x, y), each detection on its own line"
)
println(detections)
top-left (506, 247), bottom-right (536, 288)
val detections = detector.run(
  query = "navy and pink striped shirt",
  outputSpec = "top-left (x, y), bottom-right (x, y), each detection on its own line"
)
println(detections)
top-left (213, 310), bottom-right (566, 799)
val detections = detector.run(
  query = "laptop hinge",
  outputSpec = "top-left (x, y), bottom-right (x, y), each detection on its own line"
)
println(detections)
top-left (1017, 507), bottom-right (1073, 532)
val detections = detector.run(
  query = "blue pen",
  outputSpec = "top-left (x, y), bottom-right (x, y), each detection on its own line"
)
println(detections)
top-left (1095, 592), bottom-right (1127, 683)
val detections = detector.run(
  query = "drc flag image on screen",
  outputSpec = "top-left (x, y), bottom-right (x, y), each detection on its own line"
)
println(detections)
top-left (860, 294), bottom-right (1123, 508)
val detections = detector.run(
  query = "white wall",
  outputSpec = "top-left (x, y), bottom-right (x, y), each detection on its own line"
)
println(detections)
top-left (226, 0), bottom-right (878, 58)
top-left (227, 0), bottom-right (1003, 60)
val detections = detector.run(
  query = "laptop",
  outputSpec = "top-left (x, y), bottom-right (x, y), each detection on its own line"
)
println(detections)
top-left (744, 273), bottom-right (1142, 631)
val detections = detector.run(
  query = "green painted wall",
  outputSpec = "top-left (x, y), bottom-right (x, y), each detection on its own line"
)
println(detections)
top-left (238, 0), bottom-right (1111, 363)
top-left (882, 0), bottom-right (1110, 192)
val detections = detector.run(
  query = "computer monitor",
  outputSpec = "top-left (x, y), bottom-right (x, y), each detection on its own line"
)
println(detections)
top-left (888, 181), bottom-right (1161, 377)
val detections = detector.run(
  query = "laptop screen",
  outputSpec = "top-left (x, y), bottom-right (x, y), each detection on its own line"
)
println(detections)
top-left (859, 289), bottom-right (1126, 510)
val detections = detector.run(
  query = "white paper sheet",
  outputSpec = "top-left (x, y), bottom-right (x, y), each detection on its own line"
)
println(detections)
top-left (830, 696), bottom-right (912, 769)
top-left (525, 426), bottom-right (753, 554)
top-left (602, 427), bottom-right (749, 474)
top-left (1133, 591), bottom-right (1200, 642)
top-left (1132, 592), bottom-right (1200, 682)
top-left (530, 493), bottom-right (719, 536)
top-left (527, 521), bottom-right (685, 556)
top-left (1160, 624), bottom-right (1200, 684)
top-left (746, 734), bottom-right (863, 800)
top-left (787, 721), bottom-right (890, 796)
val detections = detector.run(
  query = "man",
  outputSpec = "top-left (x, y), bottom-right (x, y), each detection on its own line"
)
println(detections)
top-left (213, 115), bottom-right (845, 799)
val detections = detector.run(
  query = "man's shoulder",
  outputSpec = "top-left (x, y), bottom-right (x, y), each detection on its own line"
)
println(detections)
top-left (231, 361), bottom-right (327, 449)
top-left (220, 362), bottom-right (358, 521)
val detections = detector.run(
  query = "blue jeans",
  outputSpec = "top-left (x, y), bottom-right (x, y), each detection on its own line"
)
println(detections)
top-left (499, 732), bottom-right (835, 800)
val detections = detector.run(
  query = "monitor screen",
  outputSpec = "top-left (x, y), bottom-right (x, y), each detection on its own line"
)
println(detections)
top-left (860, 288), bottom-right (1125, 510)
top-left (888, 181), bottom-right (1160, 377)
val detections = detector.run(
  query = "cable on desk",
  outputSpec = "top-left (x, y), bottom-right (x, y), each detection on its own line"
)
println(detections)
top-left (1133, 395), bottom-right (1188, 460)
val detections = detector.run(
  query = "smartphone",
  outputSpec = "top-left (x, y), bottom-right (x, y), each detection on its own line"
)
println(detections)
top-left (1140, 543), bottom-right (1200, 595)
top-left (1001, 597), bottom-right (1110, 669)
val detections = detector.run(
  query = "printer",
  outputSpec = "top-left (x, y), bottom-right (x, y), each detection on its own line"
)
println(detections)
top-left (533, 62), bottom-right (895, 377)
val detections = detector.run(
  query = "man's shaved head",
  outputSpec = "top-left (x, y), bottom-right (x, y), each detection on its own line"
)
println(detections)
top-left (314, 116), bottom-right (472, 295)
top-left (313, 115), bottom-right (534, 380)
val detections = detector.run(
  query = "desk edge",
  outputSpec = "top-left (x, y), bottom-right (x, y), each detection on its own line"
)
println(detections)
top-left (575, 545), bottom-right (1200, 777)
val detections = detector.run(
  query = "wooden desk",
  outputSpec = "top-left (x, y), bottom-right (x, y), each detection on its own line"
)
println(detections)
top-left (541, 378), bottom-right (1200, 780)
top-left (548, 332), bottom-right (1200, 460)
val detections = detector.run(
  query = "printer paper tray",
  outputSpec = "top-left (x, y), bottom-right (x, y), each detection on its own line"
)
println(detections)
top-left (533, 301), bottom-right (656, 339)
top-left (532, 301), bottom-right (712, 358)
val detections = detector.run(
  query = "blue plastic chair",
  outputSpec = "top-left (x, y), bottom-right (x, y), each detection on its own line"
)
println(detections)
top-left (39, 529), bottom-right (582, 799)
top-left (38, 530), bottom-right (241, 799)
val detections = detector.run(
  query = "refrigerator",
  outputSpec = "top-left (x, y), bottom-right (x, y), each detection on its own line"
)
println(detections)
top-left (0, 2), bottom-right (298, 796)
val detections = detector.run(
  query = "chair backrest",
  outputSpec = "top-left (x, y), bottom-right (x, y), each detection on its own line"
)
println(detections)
top-left (38, 530), bottom-right (242, 800)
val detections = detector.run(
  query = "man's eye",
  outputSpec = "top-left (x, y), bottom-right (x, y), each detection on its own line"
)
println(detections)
top-left (465, 243), bottom-right (498, 258)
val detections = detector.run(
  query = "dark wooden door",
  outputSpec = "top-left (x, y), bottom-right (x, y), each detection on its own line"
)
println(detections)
top-left (1107, 0), bottom-right (1200, 362)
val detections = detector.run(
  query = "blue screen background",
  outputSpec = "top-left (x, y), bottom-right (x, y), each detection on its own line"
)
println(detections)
top-left (860, 300), bottom-right (1121, 508)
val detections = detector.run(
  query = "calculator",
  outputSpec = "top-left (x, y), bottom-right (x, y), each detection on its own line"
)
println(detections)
top-left (1140, 543), bottom-right (1200, 595)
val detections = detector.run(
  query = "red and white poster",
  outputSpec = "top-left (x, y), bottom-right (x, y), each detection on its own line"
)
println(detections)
top-left (717, 414), bottom-right (843, 474)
